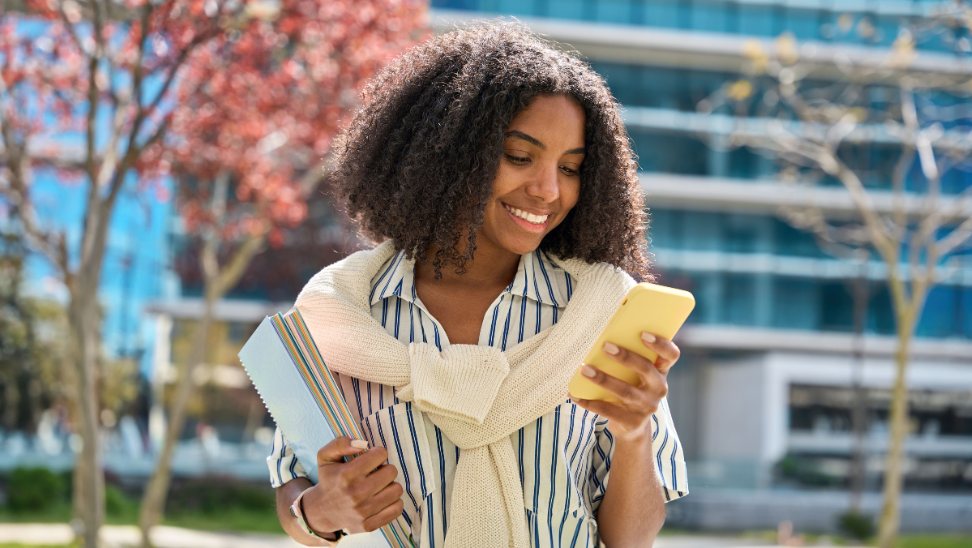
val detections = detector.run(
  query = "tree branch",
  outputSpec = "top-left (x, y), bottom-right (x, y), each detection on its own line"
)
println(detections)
top-left (935, 215), bottom-right (972, 257)
top-left (209, 233), bottom-right (267, 300)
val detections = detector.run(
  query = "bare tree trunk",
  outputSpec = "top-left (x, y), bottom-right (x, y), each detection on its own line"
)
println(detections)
top-left (138, 173), bottom-right (265, 547)
top-left (877, 304), bottom-right (918, 548)
top-left (138, 298), bottom-right (215, 548)
top-left (849, 262), bottom-right (869, 511)
top-left (68, 289), bottom-right (104, 548)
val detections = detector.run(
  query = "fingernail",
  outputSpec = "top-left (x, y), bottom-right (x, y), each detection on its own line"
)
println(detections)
top-left (641, 332), bottom-right (656, 344)
top-left (603, 342), bottom-right (619, 355)
top-left (581, 364), bottom-right (597, 378)
top-left (351, 440), bottom-right (369, 450)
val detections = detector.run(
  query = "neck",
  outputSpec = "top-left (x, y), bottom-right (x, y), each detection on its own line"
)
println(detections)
top-left (415, 242), bottom-right (521, 290)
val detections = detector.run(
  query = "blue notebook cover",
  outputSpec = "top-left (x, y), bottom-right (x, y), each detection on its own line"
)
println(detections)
top-left (239, 313), bottom-right (414, 548)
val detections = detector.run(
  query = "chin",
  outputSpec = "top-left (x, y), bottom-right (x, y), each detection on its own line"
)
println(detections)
top-left (499, 236), bottom-right (545, 256)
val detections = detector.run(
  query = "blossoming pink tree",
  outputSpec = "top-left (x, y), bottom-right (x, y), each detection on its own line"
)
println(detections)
top-left (0, 1), bottom-right (427, 546)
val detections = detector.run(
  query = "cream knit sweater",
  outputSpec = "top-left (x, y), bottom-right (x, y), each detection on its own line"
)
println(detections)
top-left (294, 241), bottom-right (635, 548)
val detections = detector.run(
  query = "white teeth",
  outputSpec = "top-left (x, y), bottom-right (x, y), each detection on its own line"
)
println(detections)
top-left (505, 205), bottom-right (548, 225)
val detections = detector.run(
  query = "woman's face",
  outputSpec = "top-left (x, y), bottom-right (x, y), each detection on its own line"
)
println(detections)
top-left (478, 94), bottom-right (585, 258)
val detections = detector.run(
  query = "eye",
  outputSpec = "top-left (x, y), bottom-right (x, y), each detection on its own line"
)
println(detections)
top-left (560, 165), bottom-right (580, 176)
top-left (505, 153), bottom-right (530, 165)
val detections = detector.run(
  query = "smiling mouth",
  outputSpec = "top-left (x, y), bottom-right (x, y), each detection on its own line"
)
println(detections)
top-left (503, 204), bottom-right (549, 225)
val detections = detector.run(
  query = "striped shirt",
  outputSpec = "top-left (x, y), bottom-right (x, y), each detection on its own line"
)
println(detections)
top-left (268, 249), bottom-right (688, 547)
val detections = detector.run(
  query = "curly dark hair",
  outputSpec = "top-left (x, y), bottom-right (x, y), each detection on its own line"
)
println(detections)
top-left (330, 21), bottom-right (650, 279)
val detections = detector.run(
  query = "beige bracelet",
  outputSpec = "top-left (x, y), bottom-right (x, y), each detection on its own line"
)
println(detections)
top-left (289, 487), bottom-right (346, 542)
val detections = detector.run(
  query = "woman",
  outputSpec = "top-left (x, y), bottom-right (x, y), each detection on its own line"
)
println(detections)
top-left (268, 23), bottom-right (687, 548)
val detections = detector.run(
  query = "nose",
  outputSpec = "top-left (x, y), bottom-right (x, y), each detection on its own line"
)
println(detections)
top-left (526, 162), bottom-right (560, 203)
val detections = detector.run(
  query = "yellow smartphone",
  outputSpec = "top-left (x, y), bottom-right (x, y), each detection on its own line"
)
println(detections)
top-left (567, 283), bottom-right (695, 402)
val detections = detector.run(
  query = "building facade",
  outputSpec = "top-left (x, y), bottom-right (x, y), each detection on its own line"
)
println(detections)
top-left (432, 0), bottom-right (972, 532)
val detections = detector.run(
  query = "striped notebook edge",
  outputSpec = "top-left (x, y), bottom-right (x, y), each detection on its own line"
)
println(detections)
top-left (269, 310), bottom-right (416, 548)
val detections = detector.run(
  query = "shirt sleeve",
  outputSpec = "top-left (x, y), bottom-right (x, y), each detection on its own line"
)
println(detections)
top-left (267, 426), bottom-right (309, 488)
top-left (652, 397), bottom-right (689, 501)
top-left (587, 397), bottom-right (689, 510)
top-left (587, 415), bottom-right (614, 514)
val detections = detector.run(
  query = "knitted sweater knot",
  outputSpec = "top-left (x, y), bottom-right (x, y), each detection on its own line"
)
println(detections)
top-left (294, 241), bottom-right (635, 548)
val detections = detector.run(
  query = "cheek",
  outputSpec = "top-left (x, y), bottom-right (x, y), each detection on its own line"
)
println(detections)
top-left (490, 163), bottom-right (519, 199)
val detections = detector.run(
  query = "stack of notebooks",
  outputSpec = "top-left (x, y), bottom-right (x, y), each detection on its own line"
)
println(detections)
top-left (239, 310), bottom-right (415, 548)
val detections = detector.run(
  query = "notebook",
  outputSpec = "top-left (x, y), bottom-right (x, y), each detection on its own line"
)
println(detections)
top-left (239, 310), bottom-right (415, 548)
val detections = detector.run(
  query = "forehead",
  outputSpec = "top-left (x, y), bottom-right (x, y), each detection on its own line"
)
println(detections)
top-left (506, 95), bottom-right (586, 146)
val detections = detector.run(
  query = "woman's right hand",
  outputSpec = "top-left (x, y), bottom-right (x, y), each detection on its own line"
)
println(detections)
top-left (302, 436), bottom-right (405, 535)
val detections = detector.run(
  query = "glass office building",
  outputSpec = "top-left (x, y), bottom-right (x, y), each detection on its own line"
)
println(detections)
top-left (433, 0), bottom-right (972, 531)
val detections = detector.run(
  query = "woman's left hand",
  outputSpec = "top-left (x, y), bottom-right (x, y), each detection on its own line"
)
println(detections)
top-left (569, 332), bottom-right (680, 443)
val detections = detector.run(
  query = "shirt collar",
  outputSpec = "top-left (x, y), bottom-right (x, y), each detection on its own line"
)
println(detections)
top-left (369, 248), bottom-right (571, 308)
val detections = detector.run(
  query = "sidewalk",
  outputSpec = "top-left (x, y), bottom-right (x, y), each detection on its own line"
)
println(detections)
top-left (0, 524), bottom-right (384, 548)
top-left (0, 523), bottom-right (784, 548)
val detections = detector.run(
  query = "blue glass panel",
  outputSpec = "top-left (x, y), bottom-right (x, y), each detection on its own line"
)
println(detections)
top-left (694, 272), bottom-right (725, 324)
top-left (597, 63), bottom-right (637, 104)
top-left (820, 282), bottom-right (854, 332)
top-left (785, 8), bottom-right (822, 41)
top-left (773, 278), bottom-right (820, 330)
top-left (647, 207), bottom-right (684, 249)
top-left (917, 285), bottom-right (958, 338)
top-left (690, 1), bottom-right (730, 33)
top-left (774, 222), bottom-right (823, 258)
top-left (961, 288), bottom-right (972, 338)
top-left (739, 4), bottom-right (777, 37)
top-left (728, 146), bottom-right (759, 179)
top-left (875, 15), bottom-right (903, 47)
top-left (867, 284), bottom-right (896, 335)
top-left (681, 211), bottom-right (723, 251)
top-left (496, 0), bottom-right (535, 16)
top-left (431, 0), bottom-right (482, 9)
top-left (544, 0), bottom-right (584, 19)
top-left (724, 274), bottom-right (757, 325)
top-left (724, 213), bottom-right (763, 253)
top-left (642, 0), bottom-right (680, 28)
top-left (629, 130), bottom-right (709, 175)
top-left (595, 0), bottom-right (632, 24)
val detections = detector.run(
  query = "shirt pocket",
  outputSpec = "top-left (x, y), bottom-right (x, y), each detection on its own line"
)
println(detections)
top-left (520, 403), bottom-right (597, 520)
top-left (360, 401), bottom-right (438, 518)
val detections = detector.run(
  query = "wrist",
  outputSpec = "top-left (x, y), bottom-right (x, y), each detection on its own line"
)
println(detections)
top-left (292, 487), bottom-right (345, 542)
top-left (613, 423), bottom-right (653, 448)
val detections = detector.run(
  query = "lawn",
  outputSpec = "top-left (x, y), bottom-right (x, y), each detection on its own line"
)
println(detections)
top-left (0, 503), bottom-right (284, 535)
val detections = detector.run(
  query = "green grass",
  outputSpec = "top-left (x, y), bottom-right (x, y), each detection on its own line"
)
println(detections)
top-left (0, 544), bottom-right (74, 548)
top-left (161, 507), bottom-right (283, 534)
top-left (892, 535), bottom-right (972, 548)
top-left (0, 496), bottom-right (283, 536)
top-left (735, 529), bottom-right (972, 548)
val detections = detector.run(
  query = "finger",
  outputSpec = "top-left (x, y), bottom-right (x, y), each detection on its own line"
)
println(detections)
top-left (343, 445), bottom-right (390, 477)
top-left (362, 499), bottom-right (405, 533)
top-left (602, 341), bottom-right (655, 377)
top-left (317, 436), bottom-right (370, 466)
top-left (357, 463), bottom-right (399, 499)
top-left (359, 477), bottom-right (405, 517)
top-left (571, 396), bottom-right (654, 431)
top-left (577, 363), bottom-right (646, 405)
top-left (640, 333), bottom-right (680, 373)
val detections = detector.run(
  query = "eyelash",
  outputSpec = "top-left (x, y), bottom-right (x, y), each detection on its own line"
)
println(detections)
top-left (504, 154), bottom-right (580, 176)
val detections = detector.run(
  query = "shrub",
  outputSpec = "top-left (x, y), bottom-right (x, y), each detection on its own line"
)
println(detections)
top-left (7, 467), bottom-right (64, 512)
top-left (105, 484), bottom-right (131, 517)
top-left (166, 478), bottom-right (274, 515)
top-left (838, 510), bottom-right (875, 541)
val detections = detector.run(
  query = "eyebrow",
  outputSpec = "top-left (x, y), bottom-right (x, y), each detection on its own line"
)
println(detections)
top-left (505, 130), bottom-right (585, 155)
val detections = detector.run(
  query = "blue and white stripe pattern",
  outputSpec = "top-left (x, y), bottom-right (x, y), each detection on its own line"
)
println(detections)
top-left (268, 249), bottom-right (688, 547)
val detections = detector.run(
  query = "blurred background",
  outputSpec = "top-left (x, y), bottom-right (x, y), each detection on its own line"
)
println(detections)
top-left (1, 0), bottom-right (971, 547)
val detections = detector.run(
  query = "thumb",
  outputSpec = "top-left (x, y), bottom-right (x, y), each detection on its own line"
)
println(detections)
top-left (317, 436), bottom-right (369, 467)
